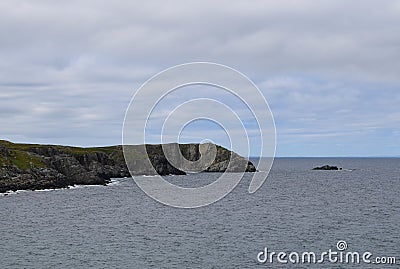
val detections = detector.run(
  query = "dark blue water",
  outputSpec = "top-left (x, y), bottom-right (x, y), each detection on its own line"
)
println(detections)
top-left (1, 158), bottom-right (399, 268)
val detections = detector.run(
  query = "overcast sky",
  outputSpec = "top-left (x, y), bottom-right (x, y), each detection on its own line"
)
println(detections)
top-left (1, 0), bottom-right (399, 156)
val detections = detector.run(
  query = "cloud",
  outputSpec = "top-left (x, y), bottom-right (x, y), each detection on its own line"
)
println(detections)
top-left (260, 76), bottom-right (400, 156)
top-left (0, 0), bottom-right (399, 156)
top-left (1, 1), bottom-right (400, 82)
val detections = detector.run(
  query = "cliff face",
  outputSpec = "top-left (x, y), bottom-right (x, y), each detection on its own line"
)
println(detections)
top-left (125, 143), bottom-right (256, 175)
top-left (0, 140), bottom-right (256, 193)
top-left (0, 142), bottom-right (129, 193)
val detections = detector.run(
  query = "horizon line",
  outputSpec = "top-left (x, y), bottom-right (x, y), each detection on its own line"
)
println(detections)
top-left (1, 139), bottom-right (398, 158)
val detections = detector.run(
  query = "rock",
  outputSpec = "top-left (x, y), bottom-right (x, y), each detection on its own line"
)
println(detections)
top-left (312, 165), bottom-right (340, 170)
top-left (28, 147), bottom-right (62, 157)
top-left (0, 145), bottom-right (10, 156)
top-left (206, 158), bottom-right (256, 172)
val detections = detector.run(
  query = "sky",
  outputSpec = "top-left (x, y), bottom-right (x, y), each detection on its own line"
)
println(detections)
top-left (0, 0), bottom-right (399, 157)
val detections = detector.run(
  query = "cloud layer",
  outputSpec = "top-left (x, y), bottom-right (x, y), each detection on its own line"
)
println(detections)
top-left (0, 0), bottom-right (399, 156)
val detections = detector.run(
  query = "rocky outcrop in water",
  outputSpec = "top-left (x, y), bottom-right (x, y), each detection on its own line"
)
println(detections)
top-left (0, 140), bottom-right (256, 193)
top-left (312, 165), bottom-right (342, 170)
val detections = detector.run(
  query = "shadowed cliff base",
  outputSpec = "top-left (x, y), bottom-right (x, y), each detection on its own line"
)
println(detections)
top-left (0, 140), bottom-right (256, 193)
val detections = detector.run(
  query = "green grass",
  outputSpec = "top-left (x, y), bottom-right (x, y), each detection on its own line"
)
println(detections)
top-left (0, 140), bottom-right (126, 170)
top-left (0, 139), bottom-right (120, 155)
top-left (0, 139), bottom-right (43, 150)
top-left (9, 150), bottom-right (46, 170)
top-left (62, 146), bottom-right (120, 155)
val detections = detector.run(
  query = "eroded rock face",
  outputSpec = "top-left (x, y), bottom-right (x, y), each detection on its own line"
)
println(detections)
top-left (0, 145), bottom-right (10, 156)
top-left (0, 165), bottom-right (67, 193)
top-left (125, 144), bottom-right (256, 175)
top-left (0, 140), bottom-right (256, 192)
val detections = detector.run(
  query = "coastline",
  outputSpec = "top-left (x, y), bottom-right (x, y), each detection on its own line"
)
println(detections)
top-left (0, 140), bottom-right (256, 193)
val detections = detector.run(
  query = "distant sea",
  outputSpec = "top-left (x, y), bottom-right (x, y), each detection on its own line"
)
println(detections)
top-left (1, 158), bottom-right (399, 268)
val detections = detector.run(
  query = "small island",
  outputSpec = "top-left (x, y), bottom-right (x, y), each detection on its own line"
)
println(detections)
top-left (0, 139), bottom-right (256, 193)
top-left (312, 165), bottom-right (342, 170)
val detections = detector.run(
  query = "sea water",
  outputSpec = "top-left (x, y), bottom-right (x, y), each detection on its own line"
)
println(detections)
top-left (0, 158), bottom-right (399, 268)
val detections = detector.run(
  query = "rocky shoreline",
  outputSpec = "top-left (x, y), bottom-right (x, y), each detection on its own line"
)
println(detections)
top-left (0, 140), bottom-right (256, 193)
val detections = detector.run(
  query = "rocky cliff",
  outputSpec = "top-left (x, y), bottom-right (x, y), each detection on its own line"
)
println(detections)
top-left (0, 140), bottom-right (256, 193)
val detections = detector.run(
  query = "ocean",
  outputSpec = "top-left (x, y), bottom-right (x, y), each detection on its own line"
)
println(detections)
top-left (1, 158), bottom-right (399, 268)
